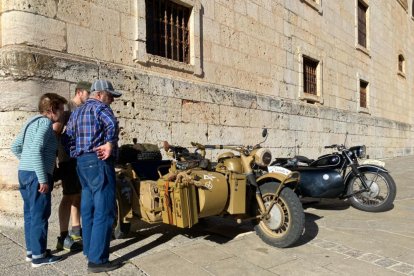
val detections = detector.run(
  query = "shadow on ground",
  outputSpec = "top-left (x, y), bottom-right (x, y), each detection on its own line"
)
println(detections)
top-left (109, 216), bottom-right (255, 262)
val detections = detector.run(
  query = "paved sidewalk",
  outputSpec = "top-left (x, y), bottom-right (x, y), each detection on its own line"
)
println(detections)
top-left (0, 155), bottom-right (413, 275)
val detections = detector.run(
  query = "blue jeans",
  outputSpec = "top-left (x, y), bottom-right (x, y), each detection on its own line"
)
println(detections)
top-left (76, 153), bottom-right (116, 264)
top-left (18, 171), bottom-right (53, 258)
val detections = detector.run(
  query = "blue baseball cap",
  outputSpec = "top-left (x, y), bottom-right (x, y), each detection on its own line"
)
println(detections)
top-left (91, 80), bottom-right (122, 98)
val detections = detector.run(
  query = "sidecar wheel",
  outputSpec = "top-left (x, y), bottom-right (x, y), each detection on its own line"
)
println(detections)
top-left (347, 171), bottom-right (396, 212)
top-left (254, 182), bottom-right (304, 248)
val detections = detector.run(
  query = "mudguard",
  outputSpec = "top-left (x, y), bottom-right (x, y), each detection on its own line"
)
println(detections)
top-left (257, 170), bottom-right (300, 196)
top-left (344, 164), bottom-right (389, 186)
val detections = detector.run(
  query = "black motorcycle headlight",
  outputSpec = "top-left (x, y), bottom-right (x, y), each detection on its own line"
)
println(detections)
top-left (254, 148), bottom-right (272, 167)
top-left (350, 145), bottom-right (366, 158)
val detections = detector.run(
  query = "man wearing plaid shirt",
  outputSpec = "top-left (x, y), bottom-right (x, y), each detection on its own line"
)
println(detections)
top-left (66, 79), bottom-right (122, 273)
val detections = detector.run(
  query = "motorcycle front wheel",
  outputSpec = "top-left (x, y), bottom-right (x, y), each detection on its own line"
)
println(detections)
top-left (254, 182), bottom-right (304, 248)
top-left (347, 171), bottom-right (396, 212)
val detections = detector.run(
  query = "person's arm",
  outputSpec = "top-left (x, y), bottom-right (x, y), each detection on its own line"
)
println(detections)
top-left (11, 130), bottom-right (24, 160)
top-left (65, 111), bottom-right (77, 157)
top-left (31, 121), bottom-right (52, 186)
top-left (95, 106), bottom-right (118, 160)
top-left (53, 121), bottom-right (64, 135)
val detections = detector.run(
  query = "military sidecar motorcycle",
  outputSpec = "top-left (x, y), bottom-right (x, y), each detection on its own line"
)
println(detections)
top-left (114, 130), bottom-right (305, 248)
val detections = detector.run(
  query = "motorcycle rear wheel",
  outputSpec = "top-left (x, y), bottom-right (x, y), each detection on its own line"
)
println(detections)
top-left (254, 182), bottom-right (304, 248)
top-left (347, 171), bottom-right (396, 212)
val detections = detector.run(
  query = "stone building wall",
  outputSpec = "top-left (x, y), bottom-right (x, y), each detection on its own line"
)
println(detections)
top-left (0, 0), bottom-right (413, 214)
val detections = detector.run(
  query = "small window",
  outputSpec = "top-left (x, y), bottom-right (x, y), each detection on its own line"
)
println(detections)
top-left (303, 57), bottom-right (319, 95)
top-left (412, 0), bottom-right (414, 17)
top-left (146, 0), bottom-right (191, 63)
top-left (398, 54), bottom-right (405, 73)
top-left (359, 80), bottom-right (368, 108)
top-left (357, 1), bottom-right (368, 48)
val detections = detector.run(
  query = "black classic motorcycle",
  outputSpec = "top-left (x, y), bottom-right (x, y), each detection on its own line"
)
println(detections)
top-left (268, 144), bottom-right (396, 212)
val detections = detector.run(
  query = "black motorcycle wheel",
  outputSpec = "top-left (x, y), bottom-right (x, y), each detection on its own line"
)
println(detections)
top-left (254, 182), bottom-right (304, 248)
top-left (347, 171), bottom-right (396, 212)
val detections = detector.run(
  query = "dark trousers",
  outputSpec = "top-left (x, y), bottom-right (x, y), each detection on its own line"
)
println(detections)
top-left (18, 170), bottom-right (53, 258)
top-left (76, 153), bottom-right (116, 264)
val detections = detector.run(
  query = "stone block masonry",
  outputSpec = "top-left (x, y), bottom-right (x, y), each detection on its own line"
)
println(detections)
top-left (1, 0), bottom-right (414, 216)
top-left (0, 47), bottom-right (413, 214)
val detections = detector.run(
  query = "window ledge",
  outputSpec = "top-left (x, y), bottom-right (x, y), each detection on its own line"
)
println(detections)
top-left (135, 53), bottom-right (202, 76)
top-left (299, 93), bottom-right (323, 104)
top-left (356, 44), bottom-right (371, 57)
top-left (397, 71), bottom-right (406, 78)
top-left (301, 0), bottom-right (323, 14)
top-left (358, 106), bottom-right (370, 114)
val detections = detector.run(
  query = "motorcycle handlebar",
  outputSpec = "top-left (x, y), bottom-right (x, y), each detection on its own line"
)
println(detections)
top-left (324, 144), bottom-right (346, 150)
top-left (191, 142), bottom-right (244, 151)
top-left (324, 144), bottom-right (337, 149)
top-left (204, 145), bottom-right (221, 149)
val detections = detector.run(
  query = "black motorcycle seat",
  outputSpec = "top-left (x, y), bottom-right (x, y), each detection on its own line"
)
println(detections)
top-left (295, 155), bottom-right (314, 164)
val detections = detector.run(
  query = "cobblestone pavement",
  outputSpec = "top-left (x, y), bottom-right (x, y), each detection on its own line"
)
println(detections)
top-left (0, 155), bottom-right (413, 275)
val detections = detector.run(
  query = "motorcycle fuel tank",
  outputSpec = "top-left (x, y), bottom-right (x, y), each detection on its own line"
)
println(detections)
top-left (297, 168), bottom-right (344, 198)
top-left (310, 154), bottom-right (342, 168)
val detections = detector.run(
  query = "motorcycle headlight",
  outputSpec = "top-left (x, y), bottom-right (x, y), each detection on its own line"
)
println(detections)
top-left (254, 148), bottom-right (272, 167)
top-left (350, 145), bottom-right (366, 158)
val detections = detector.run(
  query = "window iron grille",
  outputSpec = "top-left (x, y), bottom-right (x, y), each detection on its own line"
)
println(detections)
top-left (360, 80), bottom-right (368, 108)
top-left (303, 57), bottom-right (318, 95)
top-left (358, 1), bottom-right (367, 48)
top-left (146, 0), bottom-right (191, 63)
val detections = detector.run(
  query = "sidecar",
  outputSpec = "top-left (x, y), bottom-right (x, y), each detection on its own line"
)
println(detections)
top-left (114, 143), bottom-right (229, 238)
top-left (269, 158), bottom-right (345, 198)
top-left (114, 143), bottom-right (171, 238)
top-left (293, 167), bottom-right (344, 198)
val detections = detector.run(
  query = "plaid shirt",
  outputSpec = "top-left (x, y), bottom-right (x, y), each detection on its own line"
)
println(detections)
top-left (66, 98), bottom-right (119, 158)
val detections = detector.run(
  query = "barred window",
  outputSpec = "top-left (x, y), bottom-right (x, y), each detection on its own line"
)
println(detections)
top-left (358, 1), bottom-right (367, 48)
top-left (303, 57), bottom-right (319, 95)
top-left (360, 80), bottom-right (368, 108)
top-left (146, 0), bottom-right (191, 63)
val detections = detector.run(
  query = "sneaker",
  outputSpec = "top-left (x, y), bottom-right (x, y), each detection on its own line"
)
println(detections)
top-left (69, 231), bottom-right (82, 242)
top-left (70, 234), bottom-right (82, 241)
top-left (56, 236), bottom-right (64, 251)
top-left (87, 261), bottom-right (121, 273)
top-left (31, 254), bottom-right (63, 268)
top-left (63, 235), bottom-right (83, 252)
top-left (26, 249), bottom-right (51, 262)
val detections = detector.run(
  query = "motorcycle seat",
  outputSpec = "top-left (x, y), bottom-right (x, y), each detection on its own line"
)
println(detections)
top-left (294, 155), bottom-right (314, 165)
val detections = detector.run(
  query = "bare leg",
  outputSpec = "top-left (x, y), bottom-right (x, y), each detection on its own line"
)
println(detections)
top-left (58, 195), bottom-right (72, 234)
top-left (70, 194), bottom-right (81, 228)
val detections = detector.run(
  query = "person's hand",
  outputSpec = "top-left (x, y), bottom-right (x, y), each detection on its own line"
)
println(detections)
top-left (38, 183), bottom-right (49, 193)
top-left (95, 142), bottom-right (113, 160)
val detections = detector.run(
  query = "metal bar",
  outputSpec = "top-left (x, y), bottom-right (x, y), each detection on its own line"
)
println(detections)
top-left (170, 13), bottom-right (174, 60)
top-left (164, 10), bottom-right (168, 58)
top-left (176, 15), bottom-right (180, 62)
